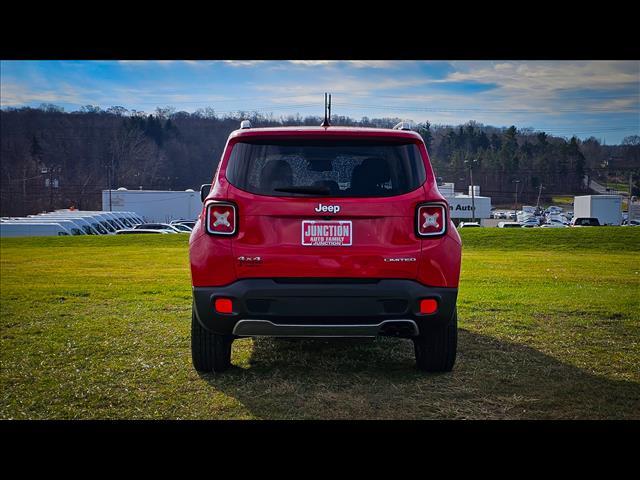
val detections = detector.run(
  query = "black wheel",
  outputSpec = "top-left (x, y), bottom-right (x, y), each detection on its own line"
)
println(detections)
top-left (413, 308), bottom-right (457, 372)
top-left (191, 306), bottom-right (233, 373)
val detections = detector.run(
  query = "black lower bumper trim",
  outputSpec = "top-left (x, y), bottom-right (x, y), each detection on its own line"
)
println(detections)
top-left (192, 279), bottom-right (457, 336)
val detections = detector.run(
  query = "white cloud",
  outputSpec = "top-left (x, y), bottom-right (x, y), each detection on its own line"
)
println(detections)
top-left (287, 60), bottom-right (406, 69)
top-left (0, 82), bottom-right (85, 107)
top-left (344, 60), bottom-right (405, 69)
top-left (288, 60), bottom-right (337, 66)
top-left (223, 60), bottom-right (263, 67)
top-left (443, 61), bottom-right (639, 93)
top-left (117, 60), bottom-right (177, 67)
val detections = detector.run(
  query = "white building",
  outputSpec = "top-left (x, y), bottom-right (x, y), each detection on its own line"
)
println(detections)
top-left (102, 188), bottom-right (202, 223)
top-left (438, 182), bottom-right (492, 224)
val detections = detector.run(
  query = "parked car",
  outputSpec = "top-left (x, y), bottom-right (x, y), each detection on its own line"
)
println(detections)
top-left (458, 222), bottom-right (481, 228)
top-left (189, 121), bottom-right (462, 373)
top-left (540, 223), bottom-right (568, 228)
top-left (170, 223), bottom-right (193, 232)
top-left (545, 206), bottom-right (563, 215)
top-left (116, 229), bottom-right (171, 234)
top-left (497, 221), bottom-right (522, 228)
top-left (520, 217), bottom-right (540, 227)
top-left (570, 217), bottom-right (601, 227)
top-left (547, 217), bottom-right (568, 226)
top-left (133, 223), bottom-right (181, 233)
top-left (175, 221), bottom-right (196, 229)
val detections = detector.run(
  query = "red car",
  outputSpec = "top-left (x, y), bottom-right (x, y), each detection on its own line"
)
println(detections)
top-left (189, 122), bottom-right (462, 372)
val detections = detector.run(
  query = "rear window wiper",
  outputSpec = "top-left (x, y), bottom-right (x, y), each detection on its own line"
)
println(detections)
top-left (274, 186), bottom-right (331, 195)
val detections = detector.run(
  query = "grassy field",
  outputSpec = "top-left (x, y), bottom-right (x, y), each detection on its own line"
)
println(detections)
top-left (1, 229), bottom-right (639, 419)
top-left (550, 195), bottom-right (574, 206)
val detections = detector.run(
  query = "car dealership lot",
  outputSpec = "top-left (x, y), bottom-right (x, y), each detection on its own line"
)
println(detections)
top-left (1, 230), bottom-right (638, 419)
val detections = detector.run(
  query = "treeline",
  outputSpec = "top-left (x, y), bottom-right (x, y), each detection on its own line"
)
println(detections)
top-left (1, 104), bottom-right (638, 216)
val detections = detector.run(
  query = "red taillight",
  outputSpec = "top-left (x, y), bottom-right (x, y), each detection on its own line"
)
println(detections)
top-left (416, 203), bottom-right (447, 237)
top-left (214, 297), bottom-right (233, 314)
top-left (205, 201), bottom-right (237, 235)
top-left (419, 298), bottom-right (438, 314)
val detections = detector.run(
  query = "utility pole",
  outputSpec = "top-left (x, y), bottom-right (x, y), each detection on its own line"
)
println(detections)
top-left (45, 165), bottom-right (60, 212)
top-left (470, 167), bottom-right (476, 223)
top-left (107, 162), bottom-right (112, 212)
top-left (49, 167), bottom-right (53, 211)
top-left (464, 158), bottom-right (479, 223)
top-left (106, 150), bottom-right (116, 212)
top-left (512, 179), bottom-right (521, 220)
top-left (536, 184), bottom-right (544, 211)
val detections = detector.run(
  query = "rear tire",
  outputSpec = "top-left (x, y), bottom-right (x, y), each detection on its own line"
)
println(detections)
top-left (414, 308), bottom-right (457, 372)
top-left (191, 306), bottom-right (233, 373)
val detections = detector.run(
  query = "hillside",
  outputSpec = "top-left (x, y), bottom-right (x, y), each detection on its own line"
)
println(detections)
top-left (1, 106), bottom-right (638, 216)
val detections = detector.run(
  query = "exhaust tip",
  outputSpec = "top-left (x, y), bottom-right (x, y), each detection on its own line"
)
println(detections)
top-left (378, 321), bottom-right (418, 337)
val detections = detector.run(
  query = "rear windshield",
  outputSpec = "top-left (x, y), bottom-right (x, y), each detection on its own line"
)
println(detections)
top-left (225, 139), bottom-right (427, 197)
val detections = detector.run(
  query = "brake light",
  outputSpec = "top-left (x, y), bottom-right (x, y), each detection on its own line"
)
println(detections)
top-left (205, 201), bottom-right (237, 235)
top-left (416, 203), bottom-right (447, 237)
top-left (214, 297), bottom-right (233, 314)
top-left (419, 298), bottom-right (438, 314)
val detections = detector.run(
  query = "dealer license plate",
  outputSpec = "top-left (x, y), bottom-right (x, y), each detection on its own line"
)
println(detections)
top-left (301, 220), bottom-right (352, 246)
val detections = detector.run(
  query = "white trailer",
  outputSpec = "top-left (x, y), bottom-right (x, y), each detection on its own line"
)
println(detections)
top-left (573, 195), bottom-right (622, 226)
top-left (444, 194), bottom-right (492, 222)
top-left (102, 189), bottom-right (202, 223)
top-left (438, 183), bottom-right (492, 224)
top-left (0, 222), bottom-right (72, 237)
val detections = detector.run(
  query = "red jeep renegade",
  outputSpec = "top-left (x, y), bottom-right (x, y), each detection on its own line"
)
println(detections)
top-left (189, 121), bottom-right (462, 372)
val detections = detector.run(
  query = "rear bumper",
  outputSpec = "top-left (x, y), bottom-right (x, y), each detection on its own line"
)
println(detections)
top-left (192, 279), bottom-right (457, 337)
top-left (232, 319), bottom-right (419, 337)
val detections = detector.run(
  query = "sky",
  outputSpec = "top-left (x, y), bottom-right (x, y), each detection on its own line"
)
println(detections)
top-left (1, 60), bottom-right (639, 144)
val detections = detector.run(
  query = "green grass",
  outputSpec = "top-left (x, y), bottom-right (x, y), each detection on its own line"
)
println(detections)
top-left (608, 182), bottom-right (631, 192)
top-left (551, 195), bottom-right (574, 206)
top-left (1, 230), bottom-right (639, 419)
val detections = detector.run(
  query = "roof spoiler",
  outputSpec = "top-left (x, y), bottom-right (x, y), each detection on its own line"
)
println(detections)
top-left (393, 122), bottom-right (412, 131)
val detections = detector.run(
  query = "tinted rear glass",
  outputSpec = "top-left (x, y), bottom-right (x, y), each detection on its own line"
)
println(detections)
top-left (226, 139), bottom-right (426, 197)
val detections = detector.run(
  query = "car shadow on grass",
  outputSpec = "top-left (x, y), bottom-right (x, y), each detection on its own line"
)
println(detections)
top-left (197, 329), bottom-right (640, 420)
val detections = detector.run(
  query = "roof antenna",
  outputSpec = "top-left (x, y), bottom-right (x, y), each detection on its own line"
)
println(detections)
top-left (321, 92), bottom-right (331, 127)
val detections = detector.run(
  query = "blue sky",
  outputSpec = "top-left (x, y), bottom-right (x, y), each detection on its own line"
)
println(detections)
top-left (1, 60), bottom-right (638, 144)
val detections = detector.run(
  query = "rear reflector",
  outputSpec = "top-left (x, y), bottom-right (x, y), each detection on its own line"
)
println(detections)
top-left (419, 298), bottom-right (438, 314)
top-left (214, 298), bottom-right (233, 314)
top-left (205, 201), bottom-right (237, 235)
top-left (417, 203), bottom-right (447, 237)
